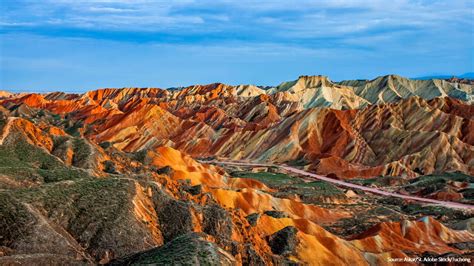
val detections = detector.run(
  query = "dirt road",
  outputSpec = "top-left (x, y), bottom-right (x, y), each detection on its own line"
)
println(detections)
top-left (205, 160), bottom-right (474, 210)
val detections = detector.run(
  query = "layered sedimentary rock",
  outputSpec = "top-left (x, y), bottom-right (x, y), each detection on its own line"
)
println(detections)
top-left (0, 113), bottom-right (472, 264)
top-left (0, 75), bottom-right (473, 264)
top-left (2, 75), bottom-right (472, 179)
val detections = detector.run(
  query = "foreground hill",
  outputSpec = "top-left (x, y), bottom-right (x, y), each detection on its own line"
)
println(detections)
top-left (0, 111), bottom-right (472, 264)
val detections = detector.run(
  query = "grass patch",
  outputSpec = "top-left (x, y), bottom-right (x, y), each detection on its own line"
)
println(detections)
top-left (231, 171), bottom-right (344, 197)
top-left (290, 181), bottom-right (342, 194)
top-left (231, 171), bottom-right (295, 187)
top-left (71, 138), bottom-right (91, 167)
top-left (401, 203), bottom-right (471, 221)
top-left (0, 193), bottom-right (32, 247)
top-left (0, 138), bottom-right (89, 183)
top-left (407, 172), bottom-right (473, 187)
top-left (38, 168), bottom-right (88, 182)
top-left (0, 167), bottom-right (43, 183)
top-left (12, 178), bottom-right (131, 224)
top-left (110, 233), bottom-right (226, 265)
top-left (0, 138), bottom-right (62, 169)
top-left (64, 121), bottom-right (83, 137)
top-left (286, 158), bottom-right (309, 167)
top-left (347, 178), bottom-right (379, 186)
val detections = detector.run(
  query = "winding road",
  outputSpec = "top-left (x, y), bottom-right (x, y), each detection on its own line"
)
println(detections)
top-left (204, 160), bottom-right (474, 211)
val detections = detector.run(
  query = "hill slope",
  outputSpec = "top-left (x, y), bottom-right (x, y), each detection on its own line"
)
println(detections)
top-left (1, 74), bottom-right (473, 264)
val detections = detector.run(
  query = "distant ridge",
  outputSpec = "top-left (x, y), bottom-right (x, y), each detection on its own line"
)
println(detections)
top-left (413, 72), bottom-right (474, 80)
top-left (3, 73), bottom-right (474, 95)
top-left (1, 73), bottom-right (473, 179)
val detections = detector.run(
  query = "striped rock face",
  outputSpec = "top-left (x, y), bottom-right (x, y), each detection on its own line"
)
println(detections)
top-left (2, 75), bottom-right (472, 179)
top-left (0, 75), bottom-right (473, 265)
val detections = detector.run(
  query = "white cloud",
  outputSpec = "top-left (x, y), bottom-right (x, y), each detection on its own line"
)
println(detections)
top-left (1, 0), bottom-right (472, 48)
top-left (88, 7), bottom-right (136, 13)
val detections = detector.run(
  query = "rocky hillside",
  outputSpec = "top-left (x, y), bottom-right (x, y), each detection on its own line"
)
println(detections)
top-left (0, 75), bottom-right (473, 264)
top-left (0, 110), bottom-right (473, 265)
top-left (1, 75), bottom-right (472, 179)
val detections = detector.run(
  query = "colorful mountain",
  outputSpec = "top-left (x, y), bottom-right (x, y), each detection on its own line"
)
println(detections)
top-left (0, 75), bottom-right (473, 264)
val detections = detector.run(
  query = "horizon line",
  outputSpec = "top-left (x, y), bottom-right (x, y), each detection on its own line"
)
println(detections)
top-left (2, 72), bottom-right (473, 94)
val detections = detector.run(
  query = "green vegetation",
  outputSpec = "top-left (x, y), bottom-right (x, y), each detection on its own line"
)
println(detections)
top-left (51, 113), bottom-right (61, 121)
top-left (231, 171), bottom-right (344, 200)
top-left (401, 203), bottom-right (471, 222)
top-left (346, 176), bottom-right (408, 187)
top-left (71, 138), bottom-right (91, 167)
top-left (407, 172), bottom-right (473, 188)
top-left (0, 138), bottom-right (88, 183)
top-left (103, 160), bottom-right (117, 174)
top-left (3, 176), bottom-right (163, 261)
top-left (0, 193), bottom-right (32, 247)
top-left (347, 177), bottom-right (379, 186)
top-left (99, 141), bottom-right (112, 149)
top-left (131, 150), bottom-right (148, 163)
top-left (286, 158), bottom-right (309, 167)
top-left (64, 121), bottom-right (83, 137)
top-left (290, 181), bottom-right (341, 194)
top-left (231, 171), bottom-right (295, 187)
top-left (12, 178), bottom-right (132, 227)
top-left (462, 188), bottom-right (474, 200)
top-left (0, 167), bottom-right (43, 183)
top-left (110, 233), bottom-right (229, 265)
top-left (0, 138), bottom-right (60, 168)
top-left (402, 172), bottom-right (473, 203)
top-left (38, 168), bottom-right (88, 182)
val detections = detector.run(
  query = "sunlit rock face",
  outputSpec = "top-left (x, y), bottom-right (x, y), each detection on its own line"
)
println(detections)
top-left (0, 75), bottom-right (473, 264)
top-left (2, 75), bottom-right (472, 179)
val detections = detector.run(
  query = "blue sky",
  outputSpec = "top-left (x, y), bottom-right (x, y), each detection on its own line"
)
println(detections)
top-left (1, 0), bottom-right (473, 92)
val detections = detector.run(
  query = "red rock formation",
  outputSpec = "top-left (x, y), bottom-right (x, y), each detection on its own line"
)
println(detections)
top-left (1, 77), bottom-right (473, 180)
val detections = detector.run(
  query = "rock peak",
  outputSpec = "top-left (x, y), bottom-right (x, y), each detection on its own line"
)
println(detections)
top-left (296, 75), bottom-right (332, 86)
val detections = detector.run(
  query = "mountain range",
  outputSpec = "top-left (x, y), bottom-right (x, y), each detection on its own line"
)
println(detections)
top-left (0, 74), bottom-right (473, 265)
top-left (413, 73), bottom-right (474, 80)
